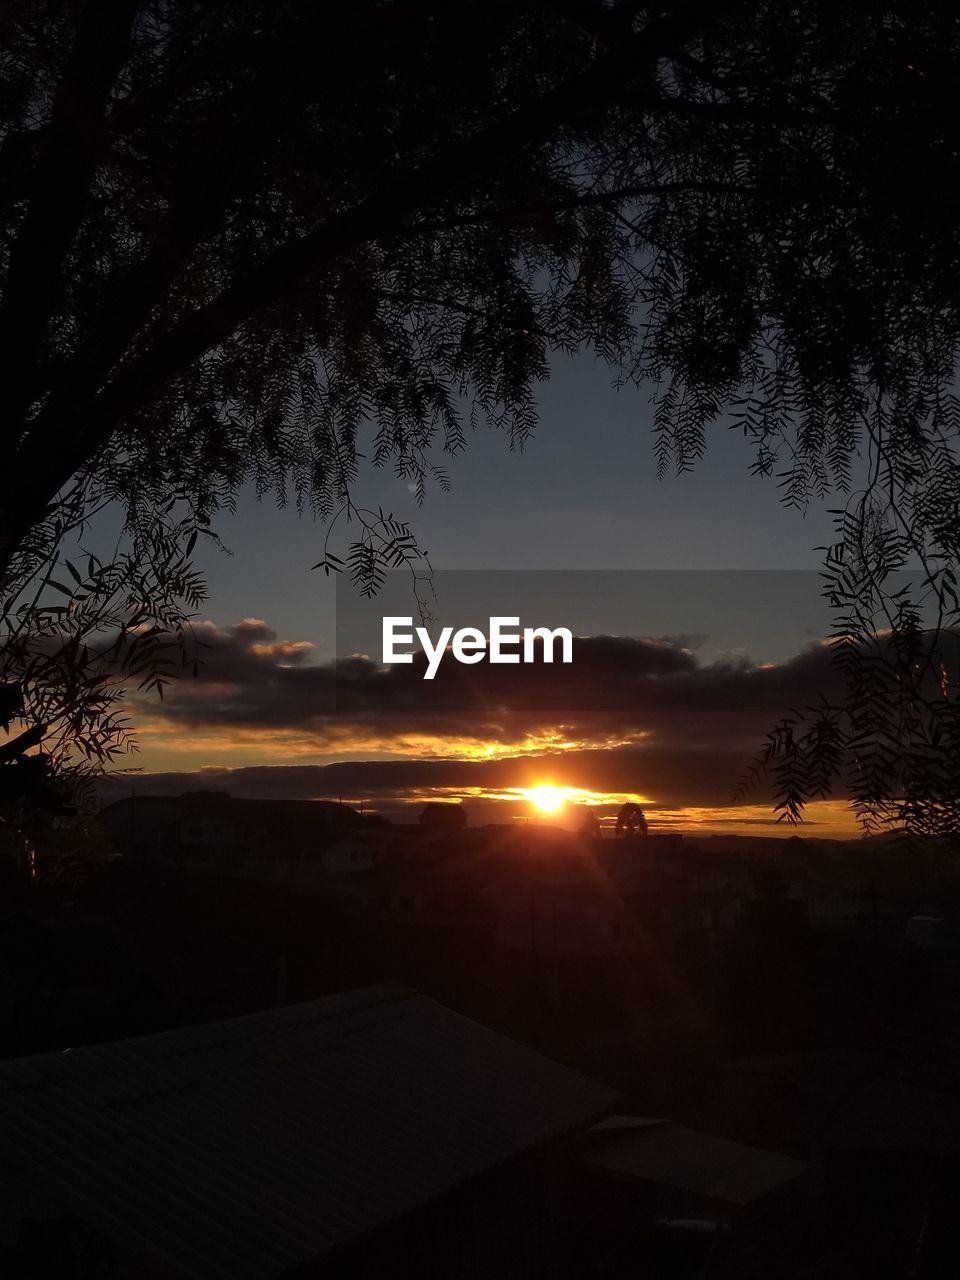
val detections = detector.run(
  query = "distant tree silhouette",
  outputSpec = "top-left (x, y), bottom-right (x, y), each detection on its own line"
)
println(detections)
top-left (418, 803), bottom-right (467, 835)
top-left (615, 803), bottom-right (647, 838)
top-left (3, 3), bottom-right (960, 828)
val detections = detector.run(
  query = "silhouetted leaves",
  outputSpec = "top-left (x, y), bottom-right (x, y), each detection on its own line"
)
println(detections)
top-left (0, 506), bottom-right (204, 799)
top-left (4, 3), bottom-right (960, 827)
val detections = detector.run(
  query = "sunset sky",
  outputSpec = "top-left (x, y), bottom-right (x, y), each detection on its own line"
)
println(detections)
top-left (100, 353), bottom-right (863, 837)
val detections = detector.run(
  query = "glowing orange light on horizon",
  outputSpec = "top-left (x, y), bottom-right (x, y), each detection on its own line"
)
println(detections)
top-left (525, 784), bottom-right (566, 813)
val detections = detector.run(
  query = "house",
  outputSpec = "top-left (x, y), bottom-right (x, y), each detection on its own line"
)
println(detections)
top-left (0, 984), bottom-right (621, 1279)
top-left (495, 883), bottom-right (643, 956)
top-left (99, 791), bottom-right (363, 869)
top-left (482, 827), bottom-right (766, 956)
top-left (489, 829), bottom-right (645, 957)
top-left (582, 1114), bottom-right (812, 1209)
top-left (354, 845), bottom-right (498, 919)
top-left (318, 828), bottom-right (395, 874)
top-left (576, 1115), bottom-right (818, 1276)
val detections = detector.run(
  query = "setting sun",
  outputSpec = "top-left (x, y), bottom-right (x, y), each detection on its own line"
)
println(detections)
top-left (524, 784), bottom-right (566, 813)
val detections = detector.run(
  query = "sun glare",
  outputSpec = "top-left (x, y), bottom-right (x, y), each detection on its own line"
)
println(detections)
top-left (525, 784), bottom-right (566, 813)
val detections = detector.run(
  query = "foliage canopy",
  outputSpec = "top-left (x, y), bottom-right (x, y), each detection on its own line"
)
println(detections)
top-left (3, 1), bottom-right (960, 831)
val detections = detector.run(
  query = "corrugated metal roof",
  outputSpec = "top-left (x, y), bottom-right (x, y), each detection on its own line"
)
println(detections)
top-left (0, 984), bottom-right (620, 1279)
top-left (583, 1123), bottom-right (810, 1205)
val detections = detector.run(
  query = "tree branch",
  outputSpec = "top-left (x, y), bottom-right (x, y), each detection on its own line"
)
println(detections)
top-left (398, 179), bottom-right (743, 239)
top-left (2, 1), bottom-right (735, 567)
top-left (0, 0), bottom-right (137, 432)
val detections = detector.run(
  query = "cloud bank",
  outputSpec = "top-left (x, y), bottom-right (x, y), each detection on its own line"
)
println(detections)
top-left (115, 617), bottom-right (854, 816)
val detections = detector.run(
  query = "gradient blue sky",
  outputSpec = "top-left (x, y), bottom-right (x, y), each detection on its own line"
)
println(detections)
top-left (196, 351), bottom-right (840, 658)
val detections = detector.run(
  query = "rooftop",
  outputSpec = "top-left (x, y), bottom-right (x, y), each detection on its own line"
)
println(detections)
top-left (584, 1118), bottom-right (810, 1206)
top-left (0, 984), bottom-right (620, 1279)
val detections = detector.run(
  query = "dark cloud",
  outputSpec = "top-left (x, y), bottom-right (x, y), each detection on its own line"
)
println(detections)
top-left (109, 617), bottom-right (875, 811)
top-left (95, 745), bottom-right (761, 812)
top-left (112, 619), bottom-right (960, 816)
top-left (136, 618), bottom-right (843, 752)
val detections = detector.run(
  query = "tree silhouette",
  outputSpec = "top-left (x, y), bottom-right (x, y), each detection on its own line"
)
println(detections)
top-left (418, 803), bottom-right (468, 835)
top-left (1, 513), bottom-right (204, 801)
top-left (3, 2), bottom-right (960, 827)
top-left (615, 803), bottom-right (648, 838)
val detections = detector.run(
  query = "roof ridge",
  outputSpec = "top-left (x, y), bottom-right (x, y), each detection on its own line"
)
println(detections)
top-left (0, 984), bottom-right (415, 1077)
